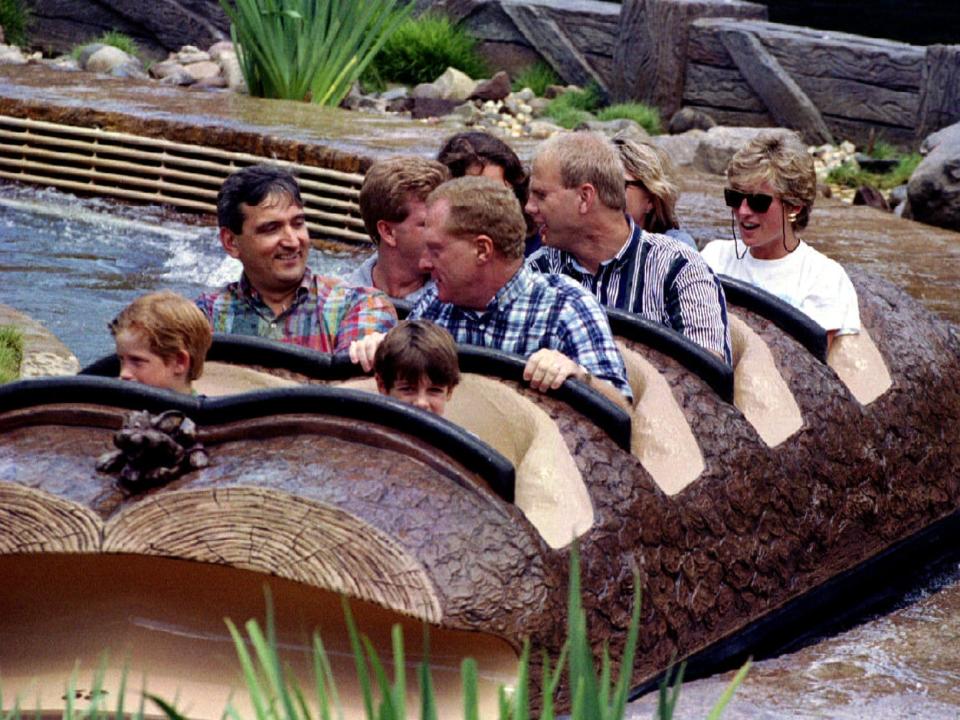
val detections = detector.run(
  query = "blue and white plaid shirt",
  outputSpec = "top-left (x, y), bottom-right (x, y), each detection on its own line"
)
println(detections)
top-left (410, 265), bottom-right (632, 401)
top-left (529, 219), bottom-right (732, 363)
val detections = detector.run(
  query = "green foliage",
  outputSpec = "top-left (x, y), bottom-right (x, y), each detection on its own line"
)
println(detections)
top-left (0, 0), bottom-right (29, 47)
top-left (97, 30), bottom-right (141, 58)
top-left (0, 325), bottom-right (23, 384)
top-left (597, 102), bottom-right (662, 135)
top-left (220, 0), bottom-right (411, 105)
top-left (365, 13), bottom-right (489, 87)
top-left (544, 85), bottom-right (605, 129)
top-left (826, 152), bottom-right (922, 190)
top-left (512, 62), bottom-right (560, 95)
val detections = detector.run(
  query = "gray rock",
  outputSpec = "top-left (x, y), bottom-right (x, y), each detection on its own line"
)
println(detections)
top-left (694, 126), bottom-right (799, 175)
top-left (159, 68), bottom-right (196, 86)
top-left (175, 45), bottom-right (211, 64)
top-left (43, 55), bottom-right (81, 72)
top-left (527, 97), bottom-right (551, 118)
top-left (149, 59), bottom-right (186, 80)
top-left (208, 41), bottom-right (235, 61)
top-left (193, 74), bottom-right (228, 90)
top-left (514, 87), bottom-right (535, 103)
top-left (86, 46), bottom-right (136, 74)
top-left (527, 120), bottom-right (564, 139)
top-left (386, 96), bottom-right (413, 113)
top-left (577, 118), bottom-right (647, 139)
top-left (183, 60), bottom-right (221, 82)
top-left (888, 184), bottom-right (908, 209)
top-left (433, 67), bottom-right (477, 102)
top-left (668, 107), bottom-right (716, 134)
top-left (470, 71), bottom-right (511, 102)
top-left (218, 51), bottom-right (246, 93)
top-left (110, 60), bottom-right (149, 80)
top-left (380, 85), bottom-right (409, 103)
top-left (905, 121), bottom-right (960, 232)
top-left (340, 83), bottom-right (367, 110)
top-left (356, 96), bottom-right (388, 112)
top-left (412, 82), bottom-right (441, 100)
top-left (75, 44), bottom-right (105, 69)
top-left (650, 130), bottom-right (708, 168)
top-left (453, 101), bottom-right (483, 124)
top-left (411, 96), bottom-right (460, 120)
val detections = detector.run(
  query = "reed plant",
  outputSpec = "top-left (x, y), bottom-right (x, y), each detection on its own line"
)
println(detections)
top-left (512, 62), bottom-right (560, 96)
top-left (0, 0), bottom-right (29, 48)
top-left (0, 325), bottom-right (23, 383)
top-left (219, 0), bottom-right (411, 105)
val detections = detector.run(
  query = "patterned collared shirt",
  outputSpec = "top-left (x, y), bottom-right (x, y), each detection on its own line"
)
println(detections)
top-left (196, 268), bottom-right (397, 353)
top-left (529, 219), bottom-right (732, 363)
top-left (410, 265), bottom-right (632, 401)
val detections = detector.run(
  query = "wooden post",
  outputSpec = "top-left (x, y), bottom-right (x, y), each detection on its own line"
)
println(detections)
top-left (611, 0), bottom-right (766, 115)
top-left (917, 44), bottom-right (960, 141)
top-left (720, 28), bottom-right (834, 145)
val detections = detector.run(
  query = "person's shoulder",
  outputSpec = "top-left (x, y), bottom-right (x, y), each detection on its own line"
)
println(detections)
top-left (526, 245), bottom-right (560, 272)
top-left (700, 239), bottom-right (736, 268)
top-left (408, 284), bottom-right (443, 319)
top-left (796, 242), bottom-right (855, 286)
top-left (195, 281), bottom-right (239, 307)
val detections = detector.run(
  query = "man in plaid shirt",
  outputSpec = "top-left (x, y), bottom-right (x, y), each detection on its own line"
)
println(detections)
top-left (350, 176), bottom-right (632, 409)
top-left (197, 165), bottom-right (396, 352)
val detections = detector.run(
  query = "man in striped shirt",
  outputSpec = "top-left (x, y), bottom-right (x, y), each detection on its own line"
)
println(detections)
top-left (197, 165), bottom-right (396, 352)
top-left (350, 176), bottom-right (632, 409)
top-left (526, 132), bottom-right (731, 363)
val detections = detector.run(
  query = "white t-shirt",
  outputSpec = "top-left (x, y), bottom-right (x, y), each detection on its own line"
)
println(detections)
top-left (701, 239), bottom-right (860, 335)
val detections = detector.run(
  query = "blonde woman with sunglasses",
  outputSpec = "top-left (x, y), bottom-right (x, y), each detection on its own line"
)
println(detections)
top-left (701, 133), bottom-right (860, 348)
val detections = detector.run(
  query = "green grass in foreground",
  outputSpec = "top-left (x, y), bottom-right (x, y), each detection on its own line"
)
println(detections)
top-left (0, 550), bottom-right (749, 720)
top-left (0, 0), bottom-right (29, 47)
top-left (0, 325), bottom-right (23, 383)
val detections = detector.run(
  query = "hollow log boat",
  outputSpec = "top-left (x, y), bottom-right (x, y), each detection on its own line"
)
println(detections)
top-left (1, 266), bottom-right (959, 717)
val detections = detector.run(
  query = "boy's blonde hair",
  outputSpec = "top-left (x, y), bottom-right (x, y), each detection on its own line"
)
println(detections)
top-left (374, 320), bottom-right (460, 391)
top-left (110, 292), bottom-right (213, 382)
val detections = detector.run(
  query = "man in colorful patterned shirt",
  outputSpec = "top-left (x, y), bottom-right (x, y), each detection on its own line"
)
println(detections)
top-left (526, 131), bottom-right (731, 363)
top-left (350, 176), bottom-right (632, 409)
top-left (196, 165), bottom-right (396, 352)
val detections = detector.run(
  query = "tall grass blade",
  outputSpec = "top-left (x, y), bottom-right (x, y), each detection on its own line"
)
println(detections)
top-left (342, 597), bottom-right (375, 720)
top-left (416, 629), bottom-right (437, 720)
top-left (226, 619), bottom-right (269, 720)
top-left (705, 660), bottom-right (751, 720)
top-left (460, 659), bottom-right (478, 720)
top-left (511, 640), bottom-right (530, 720)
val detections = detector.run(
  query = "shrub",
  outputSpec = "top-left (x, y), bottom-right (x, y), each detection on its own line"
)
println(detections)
top-left (597, 102), bottom-right (662, 135)
top-left (513, 61), bottom-right (560, 95)
top-left (544, 85), bottom-right (604, 129)
top-left (365, 13), bottom-right (489, 87)
top-left (220, 0), bottom-right (411, 105)
top-left (0, 0), bottom-right (29, 47)
top-left (0, 325), bottom-right (23, 384)
top-left (826, 152), bottom-right (922, 190)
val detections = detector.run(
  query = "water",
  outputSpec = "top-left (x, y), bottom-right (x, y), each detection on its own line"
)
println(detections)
top-left (0, 183), bottom-right (365, 366)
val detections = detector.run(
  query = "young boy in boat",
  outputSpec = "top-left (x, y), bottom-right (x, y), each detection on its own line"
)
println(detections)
top-left (110, 291), bottom-right (213, 395)
top-left (374, 319), bottom-right (460, 416)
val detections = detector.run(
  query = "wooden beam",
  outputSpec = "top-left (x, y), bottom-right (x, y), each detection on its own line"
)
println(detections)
top-left (720, 28), bottom-right (834, 145)
top-left (917, 44), bottom-right (960, 140)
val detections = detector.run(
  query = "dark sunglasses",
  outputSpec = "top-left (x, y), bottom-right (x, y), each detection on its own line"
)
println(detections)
top-left (724, 188), bottom-right (774, 213)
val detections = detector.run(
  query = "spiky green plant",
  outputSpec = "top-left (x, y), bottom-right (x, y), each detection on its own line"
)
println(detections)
top-left (0, 325), bottom-right (23, 384)
top-left (826, 152), bottom-right (922, 190)
top-left (0, 0), bottom-right (29, 48)
top-left (364, 13), bottom-right (489, 87)
top-left (513, 62), bottom-right (560, 96)
top-left (220, 0), bottom-right (412, 105)
top-left (597, 102), bottom-right (662, 135)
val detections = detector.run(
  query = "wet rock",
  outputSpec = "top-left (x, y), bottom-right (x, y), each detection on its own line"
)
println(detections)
top-left (86, 46), bottom-right (137, 75)
top-left (650, 130), bottom-right (707, 168)
top-left (471, 71), bottom-right (511, 102)
top-left (853, 185), bottom-right (890, 211)
top-left (904, 121), bottom-right (960, 232)
top-left (433, 67), bottom-right (477, 102)
top-left (411, 96), bottom-right (460, 119)
top-left (0, 43), bottom-right (26, 65)
top-left (668, 107), bottom-right (716, 134)
top-left (183, 60), bottom-right (221, 83)
top-left (175, 45), bottom-right (211, 65)
top-left (694, 126), bottom-right (799, 175)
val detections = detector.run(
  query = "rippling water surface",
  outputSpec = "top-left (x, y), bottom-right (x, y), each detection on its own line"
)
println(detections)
top-left (0, 184), bottom-right (364, 365)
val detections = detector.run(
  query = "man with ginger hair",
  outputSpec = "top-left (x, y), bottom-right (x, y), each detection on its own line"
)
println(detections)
top-left (351, 176), bottom-right (632, 409)
top-left (349, 156), bottom-right (450, 303)
top-left (526, 131), bottom-right (731, 362)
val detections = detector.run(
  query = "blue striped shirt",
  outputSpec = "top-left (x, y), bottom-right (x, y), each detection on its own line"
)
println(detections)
top-left (529, 220), bottom-right (732, 363)
top-left (410, 265), bottom-right (632, 401)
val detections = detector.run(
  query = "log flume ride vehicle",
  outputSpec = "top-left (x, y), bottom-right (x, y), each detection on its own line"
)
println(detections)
top-left (1, 267), bottom-right (959, 718)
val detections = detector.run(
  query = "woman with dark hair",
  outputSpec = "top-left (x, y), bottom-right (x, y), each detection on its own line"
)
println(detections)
top-left (701, 132), bottom-right (860, 348)
top-left (437, 131), bottom-right (540, 255)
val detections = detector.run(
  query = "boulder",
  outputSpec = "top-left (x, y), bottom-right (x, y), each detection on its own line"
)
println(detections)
top-left (175, 46), bottom-right (210, 65)
top-left (668, 107), bottom-right (716, 134)
top-left (158, 68), bottom-right (195, 86)
top-left (182, 60), bottom-right (221, 82)
top-left (576, 118), bottom-right (649, 139)
top-left (109, 60), bottom-right (149, 80)
top-left (650, 130), bottom-right (707, 168)
top-left (452, 101), bottom-right (483, 125)
top-left (853, 185), bottom-right (890, 212)
top-left (207, 41), bottom-right (235, 61)
top-left (904, 121), bottom-right (960, 232)
top-left (217, 51), bottom-right (246, 93)
top-left (411, 96), bottom-right (460, 120)
top-left (693, 126), bottom-right (798, 175)
top-left (470, 71), bottom-right (511, 102)
top-left (412, 82), bottom-right (441, 100)
top-left (433, 67), bottom-right (477, 102)
top-left (85, 46), bottom-right (136, 75)
top-left (75, 44), bottom-right (105, 69)
top-left (0, 43), bottom-right (26, 65)
top-left (149, 59), bottom-right (186, 80)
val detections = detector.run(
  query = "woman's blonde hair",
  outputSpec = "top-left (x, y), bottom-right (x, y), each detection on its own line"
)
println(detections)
top-left (612, 134), bottom-right (680, 233)
top-left (726, 132), bottom-right (817, 230)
